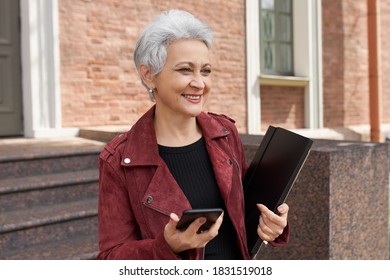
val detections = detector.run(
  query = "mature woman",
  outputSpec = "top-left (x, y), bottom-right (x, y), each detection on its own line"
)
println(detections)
top-left (97, 9), bottom-right (289, 260)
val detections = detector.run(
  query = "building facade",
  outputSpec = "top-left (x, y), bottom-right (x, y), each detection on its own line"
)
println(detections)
top-left (1, 0), bottom-right (389, 140)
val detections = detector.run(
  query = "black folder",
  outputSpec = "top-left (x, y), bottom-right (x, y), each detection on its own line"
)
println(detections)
top-left (244, 126), bottom-right (313, 258)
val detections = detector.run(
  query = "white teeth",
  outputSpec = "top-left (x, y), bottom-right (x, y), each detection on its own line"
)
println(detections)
top-left (183, 94), bottom-right (200, 100)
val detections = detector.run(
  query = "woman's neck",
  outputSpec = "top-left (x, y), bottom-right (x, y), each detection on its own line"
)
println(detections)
top-left (154, 109), bottom-right (202, 147)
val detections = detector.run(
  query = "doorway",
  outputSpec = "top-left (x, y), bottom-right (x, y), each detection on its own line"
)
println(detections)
top-left (0, 0), bottom-right (23, 136)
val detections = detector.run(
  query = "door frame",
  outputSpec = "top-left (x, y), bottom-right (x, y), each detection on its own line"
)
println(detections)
top-left (20, 0), bottom-right (78, 138)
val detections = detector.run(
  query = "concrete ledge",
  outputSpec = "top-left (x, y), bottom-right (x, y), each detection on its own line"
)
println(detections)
top-left (79, 125), bottom-right (130, 143)
top-left (290, 124), bottom-right (390, 142)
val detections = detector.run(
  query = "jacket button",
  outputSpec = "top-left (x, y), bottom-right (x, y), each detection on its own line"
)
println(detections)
top-left (228, 159), bottom-right (233, 165)
top-left (146, 196), bottom-right (153, 203)
top-left (123, 158), bottom-right (131, 164)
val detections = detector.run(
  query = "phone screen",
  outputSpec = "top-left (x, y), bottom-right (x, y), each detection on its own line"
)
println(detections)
top-left (176, 208), bottom-right (223, 231)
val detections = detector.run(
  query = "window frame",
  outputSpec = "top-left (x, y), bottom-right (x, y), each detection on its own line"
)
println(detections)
top-left (20, 0), bottom-right (79, 138)
top-left (246, 0), bottom-right (323, 133)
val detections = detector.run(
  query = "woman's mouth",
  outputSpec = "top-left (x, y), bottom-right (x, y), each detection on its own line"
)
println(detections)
top-left (182, 94), bottom-right (201, 101)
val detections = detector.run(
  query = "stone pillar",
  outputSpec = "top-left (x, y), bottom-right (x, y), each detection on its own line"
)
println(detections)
top-left (241, 135), bottom-right (389, 259)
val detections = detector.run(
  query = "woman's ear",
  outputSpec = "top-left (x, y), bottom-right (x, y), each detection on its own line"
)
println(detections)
top-left (139, 64), bottom-right (154, 88)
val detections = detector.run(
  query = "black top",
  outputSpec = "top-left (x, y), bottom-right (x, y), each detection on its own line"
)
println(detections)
top-left (158, 137), bottom-right (242, 260)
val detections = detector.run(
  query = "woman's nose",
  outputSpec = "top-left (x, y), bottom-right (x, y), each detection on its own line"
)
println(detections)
top-left (189, 73), bottom-right (205, 89)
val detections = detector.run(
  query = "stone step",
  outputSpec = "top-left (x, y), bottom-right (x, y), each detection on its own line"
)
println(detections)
top-left (0, 169), bottom-right (98, 212)
top-left (0, 152), bottom-right (100, 180)
top-left (0, 137), bottom-right (104, 179)
top-left (1, 232), bottom-right (98, 260)
top-left (0, 197), bottom-right (98, 258)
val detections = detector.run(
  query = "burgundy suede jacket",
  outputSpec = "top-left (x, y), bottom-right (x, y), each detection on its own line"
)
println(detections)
top-left (97, 106), bottom-right (289, 260)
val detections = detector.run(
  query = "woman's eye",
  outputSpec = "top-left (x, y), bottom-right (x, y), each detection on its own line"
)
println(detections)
top-left (178, 68), bottom-right (192, 72)
top-left (201, 69), bottom-right (212, 75)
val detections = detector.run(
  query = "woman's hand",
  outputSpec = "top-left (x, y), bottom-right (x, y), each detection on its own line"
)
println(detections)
top-left (164, 212), bottom-right (224, 254)
top-left (257, 203), bottom-right (288, 242)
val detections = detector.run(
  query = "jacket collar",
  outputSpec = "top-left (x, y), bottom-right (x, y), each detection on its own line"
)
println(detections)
top-left (197, 110), bottom-right (231, 140)
top-left (121, 105), bottom-right (230, 167)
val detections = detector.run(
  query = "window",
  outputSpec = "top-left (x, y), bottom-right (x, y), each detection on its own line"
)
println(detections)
top-left (246, 0), bottom-right (323, 133)
top-left (260, 0), bottom-right (293, 76)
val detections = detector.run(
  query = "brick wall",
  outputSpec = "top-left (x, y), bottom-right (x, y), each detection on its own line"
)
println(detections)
top-left (58, 0), bottom-right (247, 132)
top-left (322, 0), bottom-right (344, 127)
top-left (322, 0), bottom-right (390, 127)
top-left (322, 0), bottom-right (369, 127)
top-left (58, 0), bottom-right (389, 134)
top-left (260, 86), bottom-right (305, 131)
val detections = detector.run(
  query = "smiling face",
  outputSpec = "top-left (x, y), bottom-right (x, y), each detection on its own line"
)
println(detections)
top-left (151, 39), bottom-right (212, 120)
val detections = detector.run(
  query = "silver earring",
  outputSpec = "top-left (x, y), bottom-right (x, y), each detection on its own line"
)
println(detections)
top-left (148, 88), bottom-right (154, 95)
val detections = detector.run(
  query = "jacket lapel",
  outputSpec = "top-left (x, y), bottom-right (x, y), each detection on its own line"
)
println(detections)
top-left (121, 106), bottom-right (191, 218)
top-left (198, 112), bottom-right (248, 259)
top-left (197, 112), bottom-right (234, 204)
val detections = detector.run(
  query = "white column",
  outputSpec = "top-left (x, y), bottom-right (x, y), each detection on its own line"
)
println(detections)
top-left (246, 0), bottom-right (261, 134)
top-left (20, 0), bottom-right (78, 138)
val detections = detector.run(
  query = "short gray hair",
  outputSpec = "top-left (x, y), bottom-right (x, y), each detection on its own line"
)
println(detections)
top-left (134, 9), bottom-right (213, 99)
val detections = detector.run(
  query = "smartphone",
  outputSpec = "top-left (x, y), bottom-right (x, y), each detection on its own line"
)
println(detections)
top-left (176, 208), bottom-right (223, 232)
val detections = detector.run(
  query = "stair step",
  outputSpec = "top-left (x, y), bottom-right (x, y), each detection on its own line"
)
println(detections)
top-left (0, 169), bottom-right (99, 212)
top-left (0, 198), bottom-right (98, 256)
top-left (1, 233), bottom-right (99, 260)
top-left (0, 153), bottom-right (101, 180)
top-left (0, 137), bottom-right (104, 179)
top-left (0, 137), bottom-right (105, 162)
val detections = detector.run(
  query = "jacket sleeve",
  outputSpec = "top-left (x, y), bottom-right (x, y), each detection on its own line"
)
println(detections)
top-left (97, 157), bottom-right (180, 260)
